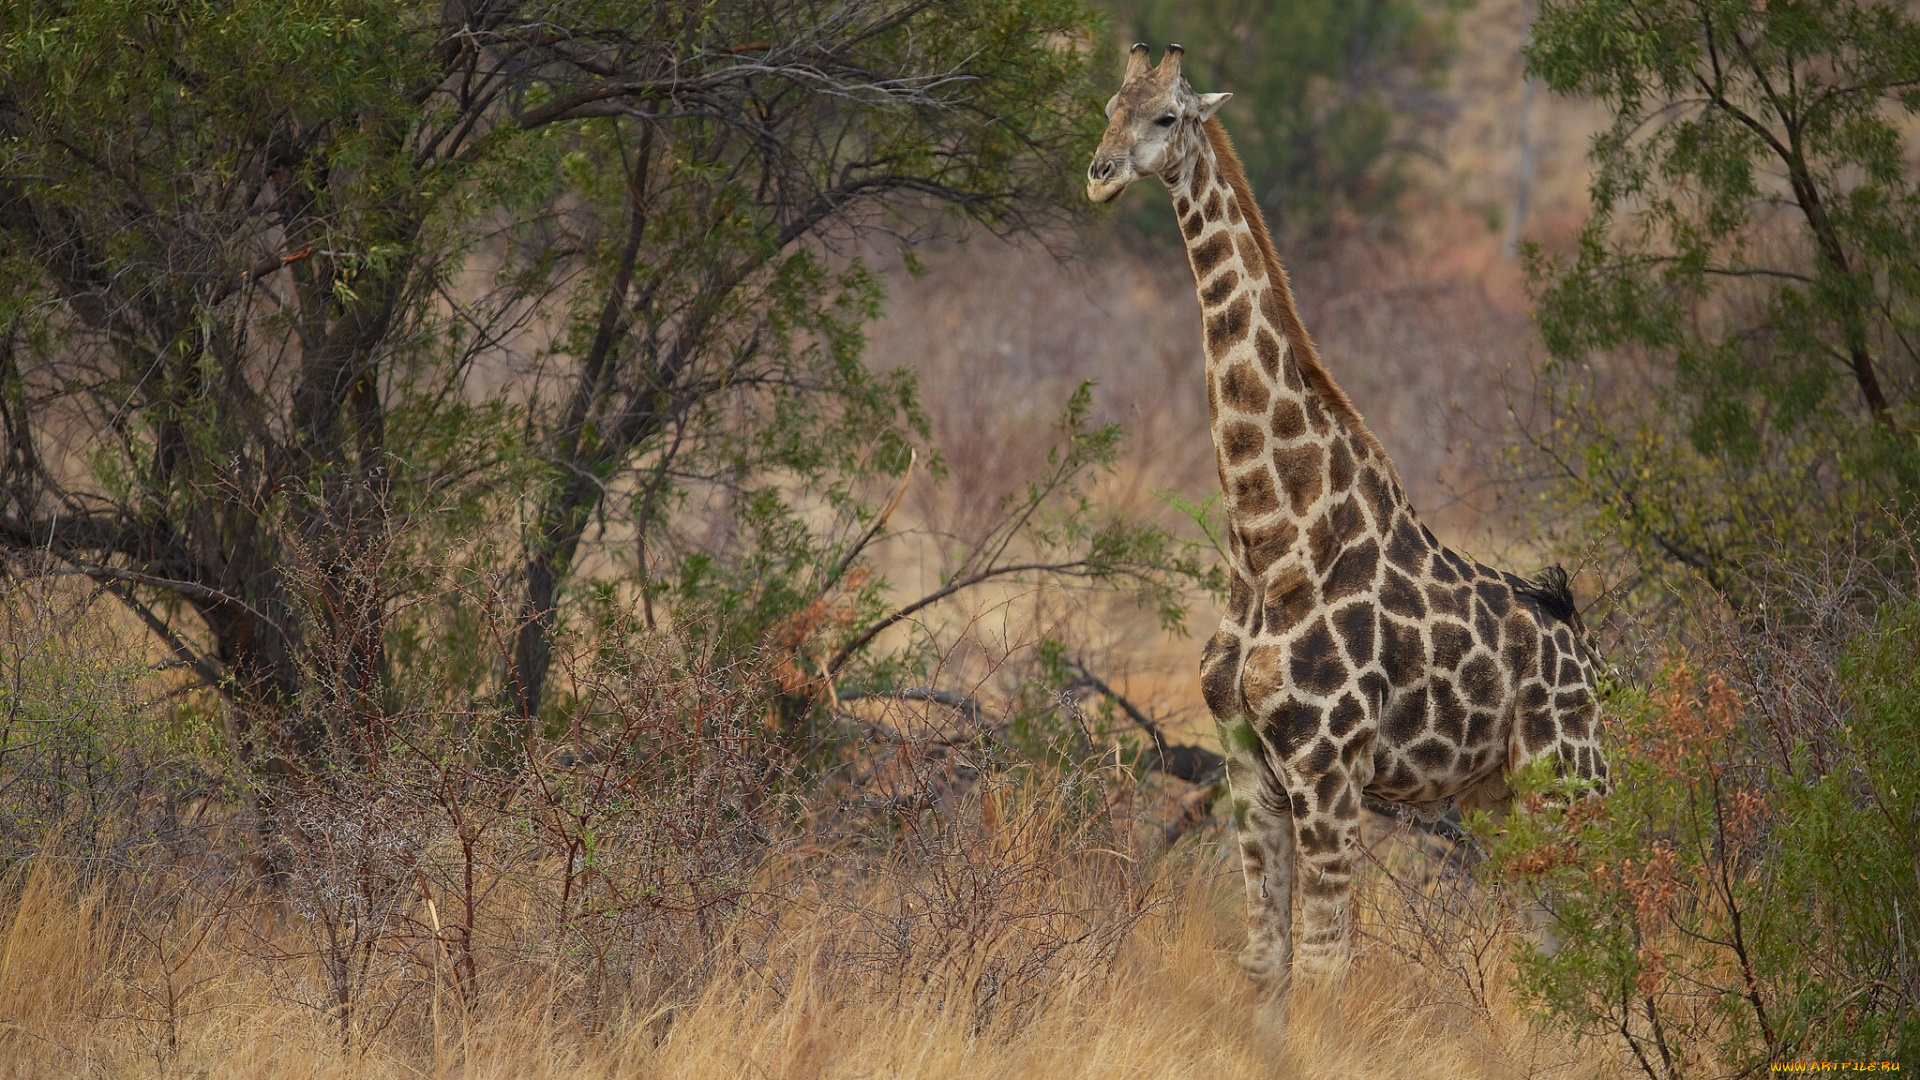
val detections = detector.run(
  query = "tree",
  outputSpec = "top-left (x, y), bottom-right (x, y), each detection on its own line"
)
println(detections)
top-left (0, 0), bottom-right (1106, 766)
top-left (1522, 0), bottom-right (1920, 593)
top-left (496, 0), bottom-right (1104, 720)
top-left (1, 0), bottom-right (467, 765)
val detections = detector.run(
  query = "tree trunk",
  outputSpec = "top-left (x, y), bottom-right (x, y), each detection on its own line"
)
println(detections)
top-left (507, 479), bottom-right (600, 728)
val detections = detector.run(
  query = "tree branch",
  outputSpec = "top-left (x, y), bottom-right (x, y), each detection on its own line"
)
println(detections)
top-left (826, 560), bottom-right (1098, 676)
top-left (96, 579), bottom-right (229, 698)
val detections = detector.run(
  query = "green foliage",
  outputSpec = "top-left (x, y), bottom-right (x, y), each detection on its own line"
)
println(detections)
top-left (1489, 636), bottom-right (1919, 1075)
top-left (1101, 0), bottom-right (1461, 239)
top-left (990, 381), bottom-right (1224, 634)
top-left (1518, 11), bottom-right (1920, 1054)
top-left (0, 580), bottom-right (228, 866)
top-left (0, 0), bottom-right (1142, 742)
top-left (1776, 603), bottom-right (1920, 1059)
top-left (1522, 0), bottom-right (1920, 592)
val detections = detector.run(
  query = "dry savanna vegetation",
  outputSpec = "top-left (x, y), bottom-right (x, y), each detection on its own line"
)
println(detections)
top-left (2, 0), bottom-right (1916, 1076)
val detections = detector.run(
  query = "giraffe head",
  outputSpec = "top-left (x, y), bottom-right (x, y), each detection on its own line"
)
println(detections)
top-left (1087, 44), bottom-right (1231, 204)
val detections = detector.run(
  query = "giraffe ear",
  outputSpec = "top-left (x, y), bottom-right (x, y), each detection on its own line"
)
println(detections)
top-left (1195, 92), bottom-right (1232, 121)
top-left (1105, 92), bottom-right (1122, 119)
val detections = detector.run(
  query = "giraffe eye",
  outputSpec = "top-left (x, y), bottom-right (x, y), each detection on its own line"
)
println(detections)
top-left (1155, 114), bottom-right (1176, 127)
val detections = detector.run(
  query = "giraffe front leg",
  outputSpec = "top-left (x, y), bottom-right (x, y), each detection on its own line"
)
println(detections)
top-left (1201, 628), bottom-right (1295, 992)
top-left (1220, 718), bottom-right (1295, 991)
top-left (1291, 770), bottom-right (1362, 975)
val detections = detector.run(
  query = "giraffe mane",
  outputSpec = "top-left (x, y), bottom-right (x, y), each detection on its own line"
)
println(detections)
top-left (1201, 118), bottom-right (1387, 463)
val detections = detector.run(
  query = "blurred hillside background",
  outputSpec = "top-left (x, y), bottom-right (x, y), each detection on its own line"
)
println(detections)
top-left (1, 0), bottom-right (1915, 1075)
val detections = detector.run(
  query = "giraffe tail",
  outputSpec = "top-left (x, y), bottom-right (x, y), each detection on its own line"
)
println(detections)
top-left (1516, 565), bottom-right (1582, 634)
top-left (1516, 564), bottom-right (1609, 670)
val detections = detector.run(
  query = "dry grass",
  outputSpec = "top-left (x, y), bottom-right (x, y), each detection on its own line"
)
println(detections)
top-left (0, 821), bottom-right (1608, 1080)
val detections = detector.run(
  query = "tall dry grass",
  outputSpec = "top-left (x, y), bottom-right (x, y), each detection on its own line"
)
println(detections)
top-left (0, 811), bottom-right (1605, 1080)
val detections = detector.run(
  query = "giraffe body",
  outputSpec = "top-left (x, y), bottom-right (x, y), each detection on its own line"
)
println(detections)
top-left (1088, 45), bottom-right (1609, 999)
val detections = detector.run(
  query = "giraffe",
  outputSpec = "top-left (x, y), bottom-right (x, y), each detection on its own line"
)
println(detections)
top-left (1087, 44), bottom-right (1609, 1000)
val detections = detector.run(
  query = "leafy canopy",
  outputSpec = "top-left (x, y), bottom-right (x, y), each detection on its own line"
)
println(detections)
top-left (1522, 0), bottom-right (1920, 591)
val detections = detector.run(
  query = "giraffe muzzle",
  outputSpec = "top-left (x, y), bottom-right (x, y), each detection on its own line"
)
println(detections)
top-left (1086, 155), bottom-right (1132, 203)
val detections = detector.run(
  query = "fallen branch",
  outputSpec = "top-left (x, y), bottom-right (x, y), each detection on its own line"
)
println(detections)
top-left (835, 686), bottom-right (985, 730)
top-left (1063, 658), bottom-right (1222, 784)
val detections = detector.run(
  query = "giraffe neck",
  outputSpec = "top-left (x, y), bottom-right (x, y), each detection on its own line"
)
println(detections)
top-left (1166, 121), bottom-right (1414, 584)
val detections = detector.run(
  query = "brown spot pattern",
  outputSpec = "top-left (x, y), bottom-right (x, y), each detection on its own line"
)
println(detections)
top-left (1459, 654), bottom-right (1501, 708)
top-left (1386, 517), bottom-right (1427, 574)
top-left (1328, 497), bottom-right (1365, 549)
top-left (1226, 571), bottom-right (1252, 624)
top-left (1240, 643), bottom-right (1286, 707)
top-left (1431, 622), bottom-right (1473, 671)
top-left (1255, 327), bottom-right (1283, 380)
top-left (1243, 519), bottom-right (1299, 576)
top-left (1321, 539), bottom-right (1379, 603)
top-left (1206, 296), bottom-right (1254, 358)
top-left (1263, 566), bottom-right (1315, 636)
top-left (1200, 631), bottom-right (1241, 717)
top-left (1380, 618), bottom-right (1424, 686)
top-left (1219, 357), bottom-right (1267, 412)
top-left (1258, 283), bottom-right (1286, 329)
top-left (1379, 569), bottom-right (1425, 619)
top-left (1237, 233), bottom-right (1265, 276)
top-left (1289, 618), bottom-right (1346, 697)
top-left (1305, 395), bottom-right (1331, 435)
top-left (1220, 421), bottom-right (1264, 464)
top-left (1274, 444), bottom-right (1324, 517)
top-left (1430, 681), bottom-right (1468, 742)
top-left (1382, 686), bottom-right (1427, 744)
top-left (1359, 470), bottom-right (1396, 530)
top-left (1331, 603), bottom-right (1375, 666)
top-left (1231, 467), bottom-right (1279, 517)
top-left (1271, 398), bottom-right (1306, 441)
top-left (1328, 439), bottom-right (1355, 491)
top-left (1200, 269), bottom-right (1240, 307)
top-left (1306, 513), bottom-right (1340, 575)
top-left (1191, 232), bottom-right (1233, 278)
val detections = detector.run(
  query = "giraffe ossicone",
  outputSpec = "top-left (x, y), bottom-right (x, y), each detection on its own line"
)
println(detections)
top-left (1088, 43), bottom-right (1610, 1004)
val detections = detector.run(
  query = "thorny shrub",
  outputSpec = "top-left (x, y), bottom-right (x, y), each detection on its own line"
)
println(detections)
top-left (796, 619), bottom-right (1170, 1031)
top-left (0, 566), bottom-right (230, 870)
top-left (816, 760), bottom-right (1157, 1031)
top-left (0, 568), bottom-right (1173, 1061)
